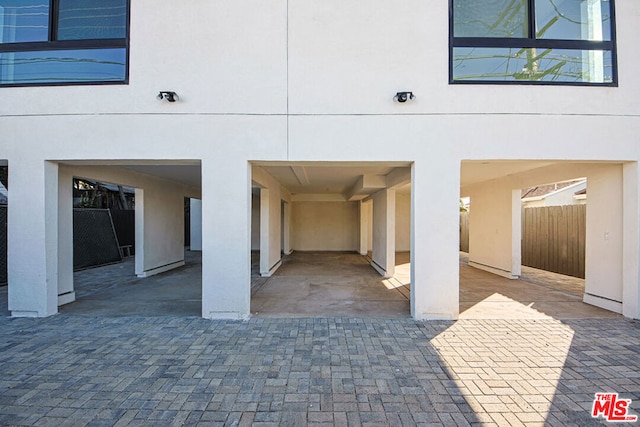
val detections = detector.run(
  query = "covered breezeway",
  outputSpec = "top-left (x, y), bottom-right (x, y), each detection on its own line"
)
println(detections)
top-left (461, 160), bottom-right (637, 318)
top-left (4, 158), bottom-right (636, 320)
top-left (6, 249), bottom-right (619, 320)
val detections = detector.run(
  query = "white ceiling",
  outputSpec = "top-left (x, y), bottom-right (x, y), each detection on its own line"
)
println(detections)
top-left (257, 164), bottom-right (399, 194)
top-left (58, 159), bottom-right (593, 196)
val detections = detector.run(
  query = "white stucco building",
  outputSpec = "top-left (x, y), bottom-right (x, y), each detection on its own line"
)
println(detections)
top-left (2, 0), bottom-right (639, 320)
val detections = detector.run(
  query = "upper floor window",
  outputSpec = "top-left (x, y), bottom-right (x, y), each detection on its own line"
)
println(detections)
top-left (450, 0), bottom-right (616, 85)
top-left (0, 0), bottom-right (128, 86)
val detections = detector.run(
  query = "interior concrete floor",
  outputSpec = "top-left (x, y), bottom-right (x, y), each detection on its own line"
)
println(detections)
top-left (457, 253), bottom-right (620, 320)
top-left (60, 250), bottom-right (202, 317)
top-left (0, 250), bottom-right (622, 320)
top-left (251, 251), bottom-right (410, 318)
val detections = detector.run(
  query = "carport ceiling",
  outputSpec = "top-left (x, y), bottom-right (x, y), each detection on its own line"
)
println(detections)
top-left (58, 161), bottom-right (201, 189)
top-left (258, 164), bottom-right (404, 194)
top-left (460, 161), bottom-right (557, 187)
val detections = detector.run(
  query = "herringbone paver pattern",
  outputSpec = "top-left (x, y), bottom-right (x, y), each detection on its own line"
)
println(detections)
top-left (0, 316), bottom-right (639, 426)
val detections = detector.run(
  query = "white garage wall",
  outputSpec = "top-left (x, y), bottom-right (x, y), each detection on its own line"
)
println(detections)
top-left (292, 201), bottom-right (359, 251)
top-left (395, 192), bottom-right (411, 252)
top-left (251, 192), bottom-right (260, 251)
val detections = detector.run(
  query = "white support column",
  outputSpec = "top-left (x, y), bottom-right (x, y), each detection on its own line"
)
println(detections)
top-left (57, 167), bottom-right (74, 306)
top-left (134, 186), bottom-right (185, 278)
top-left (623, 162), bottom-right (640, 319)
top-left (259, 188), bottom-right (271, 276)
top-left (8, 160), bottom-right (59, 317)
top-left (511, 189), bottom-right (522, 278)
top-left (371, 189), bottom-right (396, 277)
top-left (134, 188), bottom-right (145, 277)
top-left (190, 198), bottom-right (202, 251)
top-left (411, 160), bottom-right (459, 320)
top-left (468, 181), bottom-right (520, 279)
top-left (282, 201), bottom-right (292, 255)
top-left (359, 200), bottom-right (371, 256)
top-left (201, 159), bottom-right (251, 320)
top-left (584, 165), bottom-right (623, 313)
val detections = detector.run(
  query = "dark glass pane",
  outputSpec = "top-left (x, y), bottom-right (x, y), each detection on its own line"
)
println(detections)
top-left (453, 0), bottom-right (528, 38)
top-left (57, 0), bottom-right (127, 40)
top-left (536, 0), bottom-right (611, 41)
top-left (0, 0), bottom-right (49, 43)
top-left (0, 48), bottom-right (126, 84)
top-left (452, 47), bottom-right (613, 83)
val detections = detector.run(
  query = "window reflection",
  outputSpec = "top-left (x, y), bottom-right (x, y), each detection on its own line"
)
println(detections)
top-left (453, 47), bottom-right (612, 83)
top-left (57, 0), bottom-right (127, 40)
top-left (535, 0), bottom-right (611, 41)
top-left (0, 48), bottom-right (126, 84)
top-left (453, 0), bottom-right (529, 38)
top-left (0, 0), bottom-right (49, 43)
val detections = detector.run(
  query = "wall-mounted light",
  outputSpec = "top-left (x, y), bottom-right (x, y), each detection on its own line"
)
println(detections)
top-left (157, 91), bottom-right (179, 102)
top-left (394, 91), bottom-right (415, 103)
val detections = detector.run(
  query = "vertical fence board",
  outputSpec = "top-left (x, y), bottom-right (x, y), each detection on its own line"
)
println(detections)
top-left (459, 204), bottom-right (586, 278)
top-left (521, 204), bottom-right (586, 279)
top-left (459, 212), bottom-right (469, 252)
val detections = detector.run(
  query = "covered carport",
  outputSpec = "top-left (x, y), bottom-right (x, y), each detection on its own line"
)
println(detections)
top-left (249, 162), bottom-right (412, 317)
top-left (460, 160), bottom-right (638, 318)
top-left (7, 160), bottom-right (202, 317)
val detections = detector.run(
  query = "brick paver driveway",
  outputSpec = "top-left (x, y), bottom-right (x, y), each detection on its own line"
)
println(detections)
top-left (1, 315), bottom-right (639, 426)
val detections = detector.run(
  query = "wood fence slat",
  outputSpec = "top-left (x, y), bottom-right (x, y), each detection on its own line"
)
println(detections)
top-left (520, 205), bottom-right (585, 279)
top-left (461, 205), bottom-right (585, 279)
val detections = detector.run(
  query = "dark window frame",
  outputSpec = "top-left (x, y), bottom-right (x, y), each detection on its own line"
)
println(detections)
top-left (449, 0), bottom-right (618, 86)
top-left (0, 0), bottom-right (130, 87)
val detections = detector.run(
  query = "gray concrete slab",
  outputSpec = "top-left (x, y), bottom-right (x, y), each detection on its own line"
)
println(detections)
top-left (0, 250), bottom-right (622, 320)
top-left (61, 251), bottom-right (202, 317)
top-left (251, 251), bottom-right (409, 318)
top-left (0, 315), bottom-right (638, 426)
top-left (1, 251), bottom-right (639, 425)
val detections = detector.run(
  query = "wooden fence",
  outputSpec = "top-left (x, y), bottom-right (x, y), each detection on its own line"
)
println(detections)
top-left (459, 212), bottom-right (469, 253)
top-left (521, 205), bottom-right (585, 278)
top-left (460, 204), bottom-right (586, 278)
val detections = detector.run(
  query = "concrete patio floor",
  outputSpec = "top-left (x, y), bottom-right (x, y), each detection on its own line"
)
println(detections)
top-left (0, 250), bottom-right (622, 320)
top-left (0, 252), bottom-right (638, 426)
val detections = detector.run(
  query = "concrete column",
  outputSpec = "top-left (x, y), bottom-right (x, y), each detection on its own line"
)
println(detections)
top-left (282, 201), bottom-right (292, 255)
top-left (57, 167), bottom-right (75, 306)
top-left (134, 188), bottom-right (145, 277)
top-left (411, 160), bottom-right (459, 320)
top-left (259, 188), bottom-right (270, 276)
top-left (190, 198), bottom-right (202, 251)
top-left (8, 160), bottom-right (59, 317)
top-left (201, 159), bottom-right (251, 320)
top-left (371, 189), bottom-right (395, 277)
top-left (623, 162), bottom-right (640, 319)
top-left (359, 200), bottom-right (371, 255)
top-left (134, 186), bottom-right (185, 278)
top-left (510, 189), bottom-right (522, 277)
top-left (468, 181), bottom-right (520, 279)
top-left (584, 165), bottom-right (623, 313)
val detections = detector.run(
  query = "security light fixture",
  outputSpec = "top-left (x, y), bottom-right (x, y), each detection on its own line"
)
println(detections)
top-left (157, 91), bottom-right (179, 102)
top-left (394, 91), bottom-right (415, 103)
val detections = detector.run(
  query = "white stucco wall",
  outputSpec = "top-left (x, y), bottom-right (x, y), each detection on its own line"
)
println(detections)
top-left (2, 0), bottom-right (640, 320)
top-left (189, 198), bottom-right (202, 251)
top-left (467, 181), bottom-right (520, 278)
top-left (292, 201), bottom-right (359, 251)
top-left (252, 166), bottom-right (289, 275)
top-left (251, 192), bottom-right (260, 251)
top-left (395, 192), bottom-right (411, 252)
top-left (585, 165), bottom-right (624, 311)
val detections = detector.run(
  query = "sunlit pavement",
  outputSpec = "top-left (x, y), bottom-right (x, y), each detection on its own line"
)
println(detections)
top-left (0, 316), bottom-right (638, 426)
top-left (0, 252), bottom-right (639, 426)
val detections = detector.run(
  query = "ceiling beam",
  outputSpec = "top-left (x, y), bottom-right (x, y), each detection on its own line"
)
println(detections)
top-left (291, 166), bottom-right (310, 186)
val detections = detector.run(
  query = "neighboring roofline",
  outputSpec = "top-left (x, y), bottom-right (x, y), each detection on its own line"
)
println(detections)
top-left (522, 179), bottom-right (587, 202)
